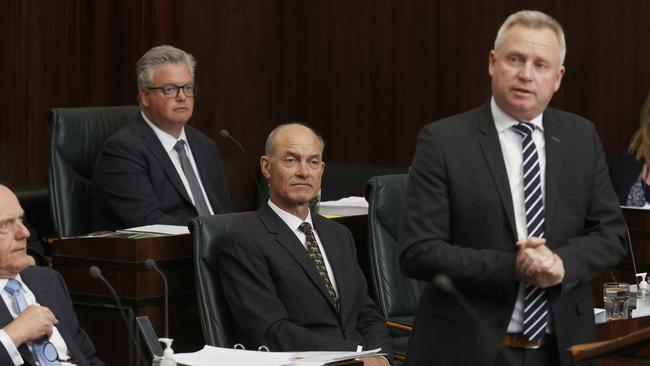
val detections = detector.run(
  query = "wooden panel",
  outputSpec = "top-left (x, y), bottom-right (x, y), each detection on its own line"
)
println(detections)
top-left (2, 0), bottom-right (650, 211)
top-left (52, 234), bottom-right (203, 365)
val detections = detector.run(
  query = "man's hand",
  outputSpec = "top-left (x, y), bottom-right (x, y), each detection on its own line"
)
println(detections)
top-left (3, 305), bottom-right (58, 347)
top-left (516, 238), bottom-right (564, 288)
top-left (362, 356), bottom-right (390, 366)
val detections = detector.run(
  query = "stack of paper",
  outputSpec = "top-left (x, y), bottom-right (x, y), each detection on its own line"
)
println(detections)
top-left (174, 346), bottom-right (294, 366)
top-left (318, 196), bottom-right (368, 217)
top-left (173, 345), bottom-right (383, 366)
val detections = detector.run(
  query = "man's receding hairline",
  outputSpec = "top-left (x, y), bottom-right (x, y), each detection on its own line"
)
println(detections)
top-left (267, 124), bottom-right (324, 157)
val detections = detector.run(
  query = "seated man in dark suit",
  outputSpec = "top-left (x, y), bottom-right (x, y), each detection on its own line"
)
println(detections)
top-left (0, 185), bottom-right (104, 365)
top-left (92, 45), bottom-right (233, 231)
top-left (219, 124), bottom-right (392, 365)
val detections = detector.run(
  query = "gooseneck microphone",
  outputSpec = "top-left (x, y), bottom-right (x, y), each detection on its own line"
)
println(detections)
top-left (219, 129), bottom-right (264, 198)
top-left (145, 258), bottom-right (169, 338)
top-left (433, 274), bottom-right (517, 366)
top-left (89, 266), bottom-right (145, 366)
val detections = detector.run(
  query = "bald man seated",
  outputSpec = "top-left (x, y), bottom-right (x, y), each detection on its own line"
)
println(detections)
top-left (218, 124), bottom-right (392, 366)
top-left (0, 185), bottom-right (104, 365)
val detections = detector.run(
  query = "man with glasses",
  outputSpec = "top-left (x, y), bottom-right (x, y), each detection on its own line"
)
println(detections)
top-left (93, 45), bottom-right (233, 231)
top-left (0, 185), bottom-right (104, 365)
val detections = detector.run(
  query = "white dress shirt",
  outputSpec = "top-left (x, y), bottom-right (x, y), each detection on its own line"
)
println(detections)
top-left (490, 98), bottom-right (553, 334)
top-left (0, 275), bottom-right (73, 365)
top-left (267, 200), bottom-right (339, 295)
top-left (142, 111), bottom-right (215, 215)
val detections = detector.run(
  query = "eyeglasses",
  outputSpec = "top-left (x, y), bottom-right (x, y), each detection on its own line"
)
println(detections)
top-left (146, 84), bottom-right (197, 98)
top-left (43, 339), bottom-right (78, 364)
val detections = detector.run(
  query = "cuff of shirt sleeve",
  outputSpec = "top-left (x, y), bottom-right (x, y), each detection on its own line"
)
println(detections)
top-left (0, 329), bottom-right (23, 366)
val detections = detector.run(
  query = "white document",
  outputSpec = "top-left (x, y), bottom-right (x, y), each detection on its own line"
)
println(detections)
top-left (173, 345), bottom-right (383, 366)
top-left (594, 308), bottom-right (606, 324)
top-left (122, 224), bottom-right (190, 235)
top-left (294, 348), bottom-right (382, 365)
top-left (621, 204), bottom-right (650, 210)
top-left (318, 196), bottom-right (369, 217)
top-left (174, 345), bottom-right (294, 366)
top-left (632, 307), bottom-right (650, 318)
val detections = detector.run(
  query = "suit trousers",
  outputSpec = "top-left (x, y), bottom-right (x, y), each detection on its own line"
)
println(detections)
top-left (492, 345), bottom-right (560, 366)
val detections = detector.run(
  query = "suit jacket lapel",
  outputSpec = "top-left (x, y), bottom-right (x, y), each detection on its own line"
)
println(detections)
top-left (134, 115), bottom-right (193, 205)
top-left (542, 111), bottom-right (564, 242)
top-left (477, 102), bottom-right (518, 238)
top-left (258, 205), bottom-right (338, 311)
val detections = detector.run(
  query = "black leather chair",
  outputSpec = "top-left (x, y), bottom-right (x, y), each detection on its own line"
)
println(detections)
top-left (365, 174), bottom-right (427, 362)
top-left (48, 106), bottom-right (139, 237)
top-left (189, 211), bottom-right (256, 347)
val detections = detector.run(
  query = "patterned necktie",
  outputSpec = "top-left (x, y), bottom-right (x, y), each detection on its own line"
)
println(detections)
top-left (298, 222), bottom-right (340, 311)
top-left (512, 122), bottom-right (548, 343)
top-left (4, 279), bottom-right (61, 365)
top-left (173, 140), bottom-right (211, 216)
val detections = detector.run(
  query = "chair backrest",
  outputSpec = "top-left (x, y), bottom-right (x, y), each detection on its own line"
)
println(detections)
top-left (365, 174), bottom-right (426, 322)
top-left (190, 211), bottom-right (257, 347)
top-left (321, 163), bottom-right (408, 201)
top-left (48, 106), bottom-right (139, 237)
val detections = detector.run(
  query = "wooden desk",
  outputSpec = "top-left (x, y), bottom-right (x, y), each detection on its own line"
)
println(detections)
top-left (52, 233), bottom-right (204, 366)
top-left (584, 208), bottom-right (650, 365)
top-left (597, 316), bottom-right (650, 366)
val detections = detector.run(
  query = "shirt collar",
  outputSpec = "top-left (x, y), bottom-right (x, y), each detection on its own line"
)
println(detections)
top-left (141, 111), bottom-right (188, 153)
top-left (490, 97), bottom-right (544, 133)
top-left (267, 200), bottom-right (314, 233)
top-left (0, 274), bottom-right (24, 292)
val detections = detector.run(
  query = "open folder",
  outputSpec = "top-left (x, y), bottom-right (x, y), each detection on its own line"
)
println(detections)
top-left (172, 345), bottom-right (383, 366)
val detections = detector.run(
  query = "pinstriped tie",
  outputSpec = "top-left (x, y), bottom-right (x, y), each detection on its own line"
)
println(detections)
top-left (298, 222), bottom-right (340, 311)
top-left (512, 122), bottom-right (548, 343)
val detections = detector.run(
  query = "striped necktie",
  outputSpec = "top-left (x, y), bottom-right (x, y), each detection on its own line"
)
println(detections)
top-left (512, 122), bottom-right (549, 343)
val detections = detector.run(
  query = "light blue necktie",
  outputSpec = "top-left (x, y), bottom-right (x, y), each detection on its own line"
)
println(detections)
top-left (4, 279), bottom-right (61, 365)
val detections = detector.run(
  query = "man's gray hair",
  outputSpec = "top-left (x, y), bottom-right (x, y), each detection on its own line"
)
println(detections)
top-left (136, 45), bottom-right (197, 87)
top-left (265, 123), bottom-right (325, 156)
top-left (494, 10), bottom-right (566, 65)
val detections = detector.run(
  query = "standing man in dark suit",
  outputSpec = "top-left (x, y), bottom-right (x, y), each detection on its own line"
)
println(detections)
top-left (92, 45), bottom-right (233, 231)
top-left (0, 185), bottom-right (103, 365)
top-left (219, 124), bottom-right (392, 365)
top-left (399, 10), bottom-right (626, 366)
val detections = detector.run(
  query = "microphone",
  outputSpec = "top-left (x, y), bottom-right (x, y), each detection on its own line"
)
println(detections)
top-left (219, 129), bottom-right (264, 198)
top-left (89, 266), bottom-right (145, 365)
top-left (145, 259), bottom-right (169, 338)
top-left (433, 274), bottom-right (517, 366)
top-left (608, 221), bottom-right (639, 287)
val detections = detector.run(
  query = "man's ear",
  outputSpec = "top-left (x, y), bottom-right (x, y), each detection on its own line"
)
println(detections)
top-left (260, 156), bottom-right (271, 180)
top-left (139, 88), bottom-right (149, 108)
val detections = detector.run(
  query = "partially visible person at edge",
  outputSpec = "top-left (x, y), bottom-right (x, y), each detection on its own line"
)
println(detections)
top-left (609, 89), bottom-right (650, 206)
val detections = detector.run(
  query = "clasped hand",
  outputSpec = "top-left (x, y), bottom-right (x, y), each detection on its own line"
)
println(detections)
top-left (3, 305), bottom-right (58, 347)
top-left (515, 237), bottom-right (564, 288)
